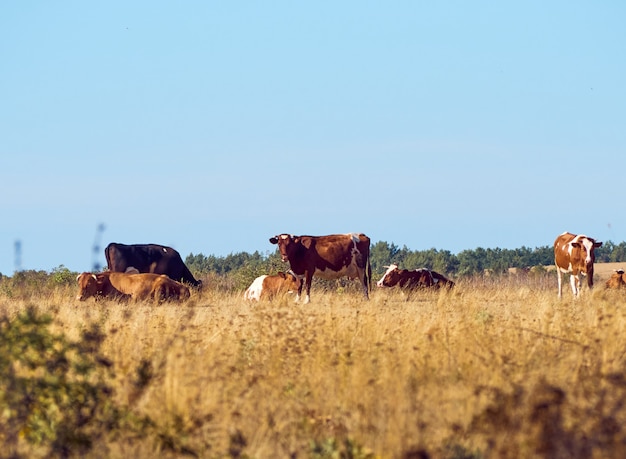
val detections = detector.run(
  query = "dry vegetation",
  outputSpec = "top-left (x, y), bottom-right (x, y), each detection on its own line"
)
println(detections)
top-left (2, 271), bottom-right (626, 458)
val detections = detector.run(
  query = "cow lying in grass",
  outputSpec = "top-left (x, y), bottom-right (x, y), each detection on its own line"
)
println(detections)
top-left (244, 271), bottom-right (302, 301)
top-left (376, 264), bottom-right (455, 290)
top-left (605, 269), bottom-right (626, 289)
top-left (76, 271), bottom-right (190, 303)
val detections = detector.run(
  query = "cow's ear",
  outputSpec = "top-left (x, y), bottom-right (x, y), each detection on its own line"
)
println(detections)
top-left (595, 241), bottom-right (603, 248)
top-left (269, 237), bottom-right (278, 244)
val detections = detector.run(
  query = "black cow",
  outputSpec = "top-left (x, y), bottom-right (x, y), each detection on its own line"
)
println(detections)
top-left (104, 243), bottom-right (201, 287)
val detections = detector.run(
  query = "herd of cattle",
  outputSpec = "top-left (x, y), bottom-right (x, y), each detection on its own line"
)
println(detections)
top-left (74, 231), bottom-right (625, 304)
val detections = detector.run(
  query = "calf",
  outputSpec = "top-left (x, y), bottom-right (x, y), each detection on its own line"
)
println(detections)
top-left (605, 269), bottom-right (626, 290)
top-left (76, 271), bottom-right (189, 303)
top-left (244, 271), bottom-right (302, 301)
top-left (554, 232), bottom-right (602, 297)
top-left (376, 264), bottom-right (455, 290)
top-left (76, 272), bottom-right (129, 301)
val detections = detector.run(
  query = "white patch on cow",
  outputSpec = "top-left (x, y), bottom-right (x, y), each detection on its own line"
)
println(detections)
top-left (244, 275), bottom-right (267, 301)
top-left (579, 235), bottom-right (595, 265)
top-left (377, 264), bottom-right (398, 287)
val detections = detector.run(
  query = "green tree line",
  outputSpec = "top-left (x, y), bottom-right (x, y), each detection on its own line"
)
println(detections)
top-left (185, 240), bottom-right (626, 278)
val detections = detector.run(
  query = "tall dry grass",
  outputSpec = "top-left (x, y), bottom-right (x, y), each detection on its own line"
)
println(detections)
top-left (2, 274), bottom-right (626, 458)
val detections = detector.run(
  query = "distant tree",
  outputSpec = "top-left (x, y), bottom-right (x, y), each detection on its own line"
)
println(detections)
top-left (369, 241), bottom-right (400, 275)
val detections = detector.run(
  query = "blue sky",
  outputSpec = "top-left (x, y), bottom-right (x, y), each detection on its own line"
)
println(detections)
top-left (1, 2), bottom-right (625, 275)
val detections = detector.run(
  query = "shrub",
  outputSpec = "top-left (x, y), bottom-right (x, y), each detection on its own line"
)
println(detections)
top-left (0, 307), bottom-right (135, 457)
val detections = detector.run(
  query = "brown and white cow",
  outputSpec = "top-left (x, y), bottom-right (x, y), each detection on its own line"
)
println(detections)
top-left (269, 233), bottom-right (371, 303)
top-left (243, 271), bottom-right (302, 301)
top-left (605, 269), bottom-right (626, 290)
top-left (554, 232), bottom-right (602, 298)
top-left (376, 264), bottom-right (455, 290)
top-left (76, 271), bottom-right (189, 303)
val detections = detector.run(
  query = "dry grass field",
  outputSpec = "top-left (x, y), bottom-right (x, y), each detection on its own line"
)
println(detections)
top-left (2, 269), bottom-right (626, 458)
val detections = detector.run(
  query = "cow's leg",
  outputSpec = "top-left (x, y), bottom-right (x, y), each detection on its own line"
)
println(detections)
top-left (586, 270), bottom-right (594, 289)
top-left (294, 275), bottom-right (305, 303)
top-left (556, 267), bottom-right (563, 298)
top-left (303, 272), bottom-right (314, 304)
top-left (569, 273), bottom-right (580, 297)
top-left (359, 267), bottom-right (369, 300)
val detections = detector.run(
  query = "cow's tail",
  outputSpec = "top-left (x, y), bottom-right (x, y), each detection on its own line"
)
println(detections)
top-left (366, 254), bottom-right (372, 297)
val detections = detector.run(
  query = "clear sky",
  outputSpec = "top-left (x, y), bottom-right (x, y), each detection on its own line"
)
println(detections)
top-left (1, 2), bottom-right (625, 275)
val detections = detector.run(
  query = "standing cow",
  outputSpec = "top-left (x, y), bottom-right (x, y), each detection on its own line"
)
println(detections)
top-left (269, 233), bottom-right (371, 304)
top-left (105, 243), bottom-right (201, 287)
top-left (554, 232), bottom-right (602, 298)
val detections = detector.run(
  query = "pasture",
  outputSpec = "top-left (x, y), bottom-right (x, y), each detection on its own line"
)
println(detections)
top-left (1, 268), bottom-right (626, 458)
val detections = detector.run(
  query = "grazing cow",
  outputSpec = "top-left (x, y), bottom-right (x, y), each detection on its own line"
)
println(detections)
top-left (105, 243), bottom-right (201, 287)
top-left (376, 264), bottom-right (455, 290)
top-left (269, 233), bottom-right (371, 304)
top-left (243, 271), bottom-right (302, 301)
top-left (605, 269), bottom-right (626, 290)
top-left (76, 272), bottom-right (129, 301)
top-left (76, 271), bottom-right (189, 303)
top-left (554, 232), bottom-right (602, 298)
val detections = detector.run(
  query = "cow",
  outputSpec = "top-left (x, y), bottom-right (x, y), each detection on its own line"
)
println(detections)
top-left (554, 232), bottom-right (602, 298)
top-left (151, 274), bottom-right (191, 302)
top-left (605, 269), bottom-right (626, 290)
top-left (269, 233), bottom-right (371, 304)
top-left (76, 272), bottom-right (129, 302)
top-left (376, 264), bottom-right (455, 290)
top-left (76, 271), bottom-right (189, 303)
top-left (243, 271), bottom-right (302, 302)
top-left (105, 243), bottom-right (201, 287)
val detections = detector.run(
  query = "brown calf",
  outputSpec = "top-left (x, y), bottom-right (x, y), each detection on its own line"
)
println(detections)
top-left (76, 271), bottom-right (189, 303)
top-left (244, 271), bottom-right (302, 301)
top-left (606, 269), bottom-right (626, 290)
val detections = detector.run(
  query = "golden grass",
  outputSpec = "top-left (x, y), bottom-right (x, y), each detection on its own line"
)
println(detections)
top-left (2, 277), bottom-right (626, 458)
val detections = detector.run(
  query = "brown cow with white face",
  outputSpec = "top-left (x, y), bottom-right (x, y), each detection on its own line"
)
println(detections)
top-left (269, 233), bottom-right (371, 304)
top-left (376, 264), bottom-right (455, 290)
top-left (243, 271), bottom-right (302, 301)
top-left (605, 269), bottom-right (626, 290)
top-left (554, 232), bottom-right (602, 298)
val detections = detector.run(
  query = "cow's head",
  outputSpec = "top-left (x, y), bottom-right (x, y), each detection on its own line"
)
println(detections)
top-left (377, 264), bottom-right (401, 288)
top-left (76, 272), bottom-right (98, 301)
top-left (269, 234), bottom-right (298, 262)
top-left (570, 235), bottom-right (602, 273)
